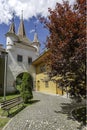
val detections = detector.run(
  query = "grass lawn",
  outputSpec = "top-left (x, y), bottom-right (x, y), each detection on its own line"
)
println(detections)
top-left (0, 93), bottom-right (20, 102)
top-left (0, 94), bottom-right (26, 130)
top-left (0, 94), bottom-right (21, 129)
top-left (0, 117), bottom-right (9, 130)
top-left (0, 104), bottom-right (26, 130)
top-left (0, 94), bottom-right (37, 130)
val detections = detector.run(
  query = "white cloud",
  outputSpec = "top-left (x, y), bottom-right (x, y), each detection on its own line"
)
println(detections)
top-left (29, 29), bottom-right (35, 34)
top-left (0, 0), bottom-right (75, 24)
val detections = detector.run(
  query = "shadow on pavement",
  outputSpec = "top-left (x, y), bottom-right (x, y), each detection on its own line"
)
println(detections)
top-left (28, 100), bottom-right (40, 104)
top-left (54, 101), bottom-right (86, 130)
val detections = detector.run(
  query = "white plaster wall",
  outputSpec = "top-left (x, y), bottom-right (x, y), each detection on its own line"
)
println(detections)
top-left (32, 42), bottom-right (40, 56)
top-left (6, 42), bottom-right (37, 93)
top-left (6, 36), bottom-right (18, 45)
top-left (6, 36), bottom-right (17, 50)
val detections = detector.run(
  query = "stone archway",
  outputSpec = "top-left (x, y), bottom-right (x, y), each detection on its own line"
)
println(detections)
top-left (16, 72), bottom-right (33, 93)
top-left (6, 62), bottom-right (36, 94)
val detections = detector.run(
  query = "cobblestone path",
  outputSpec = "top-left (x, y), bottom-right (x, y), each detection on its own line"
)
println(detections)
top-left (3, 92), bottom-right (85, 130)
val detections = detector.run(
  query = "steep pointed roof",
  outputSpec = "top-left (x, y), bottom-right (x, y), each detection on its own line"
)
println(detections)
top-left (9, 22), bottom-right (15, 33)
top-left (33, 33), bottom-right (39, 43)
top-left (9, 14), bottom-right (15, 33)
top-left (18, 11), bottom-right (26, 37)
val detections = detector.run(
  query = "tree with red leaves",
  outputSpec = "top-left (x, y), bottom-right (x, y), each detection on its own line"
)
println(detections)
top-left (43, 0), bottom-right (86, 100)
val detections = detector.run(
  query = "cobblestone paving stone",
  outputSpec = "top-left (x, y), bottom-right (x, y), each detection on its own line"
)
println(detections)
top-left (3, 92), bottom-right (86, 130)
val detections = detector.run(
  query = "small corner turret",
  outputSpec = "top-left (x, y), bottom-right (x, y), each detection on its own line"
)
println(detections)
top-left (6, 13), bottom-right (17, 51)
top-left (32, 32), bottom-right (40, 56)
top-left (31, 24), bottom-right (40, 55)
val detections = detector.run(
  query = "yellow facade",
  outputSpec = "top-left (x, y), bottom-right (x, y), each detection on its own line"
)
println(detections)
top-left (33, 51), bottom-right (65, 95)
top-left (36, 73), bottom-right (57, 94)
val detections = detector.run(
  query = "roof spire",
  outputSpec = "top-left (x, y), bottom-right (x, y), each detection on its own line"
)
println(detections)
top-left (9, 13), bottom-right (15, 33)
top-left (33, 24), bottom-right (39, 42)
top-left (33, 25), bottom-right (39, 43)
top-left (35, 24), bottom-right (37, 33)
top-left (33, 33), bottom-right (39, 43)
top-left (18, 10), bottom-right (26, 37)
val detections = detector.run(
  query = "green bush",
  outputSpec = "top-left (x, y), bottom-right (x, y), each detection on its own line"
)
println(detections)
top-left (20, 73), bottom-right (33, 103)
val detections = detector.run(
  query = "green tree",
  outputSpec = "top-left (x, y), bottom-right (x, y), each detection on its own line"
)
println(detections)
top-left (20, 73), bottom-right (33, 103)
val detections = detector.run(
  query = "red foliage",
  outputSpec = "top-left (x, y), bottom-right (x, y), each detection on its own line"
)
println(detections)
top-left (42, 0), bottom-right (86, 99)
top-left (44, 0), bottom-right (86, 75)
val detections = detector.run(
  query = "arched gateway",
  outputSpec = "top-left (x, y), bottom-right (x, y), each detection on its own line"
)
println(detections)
top-left (16, 72), bottom-right (33, 92)
top-left (6, 14), bottom-right (40, 94)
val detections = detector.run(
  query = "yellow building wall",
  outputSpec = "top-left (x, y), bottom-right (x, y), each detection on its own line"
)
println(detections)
top-left (56, 86), bottom-right (64, 95)
top-left (33, 51), bottom-right (66, 95)
top-left (34, 56), bottom-right (65, 95)
top-left (36, 73), bottom-right (56, 94)
top-left (36, 73), bottom-right (66, 95)
top-left (35, 63), bottom-right (65, 95)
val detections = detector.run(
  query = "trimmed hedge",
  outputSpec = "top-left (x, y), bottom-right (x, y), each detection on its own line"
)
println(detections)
top-left (20, 73), bottom-right (33, 103)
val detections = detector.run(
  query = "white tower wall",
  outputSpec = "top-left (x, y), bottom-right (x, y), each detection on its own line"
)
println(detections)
top-left (6, 42), bottom-right (37, 93)
top-left (6, 16), bottom-right (40, 93)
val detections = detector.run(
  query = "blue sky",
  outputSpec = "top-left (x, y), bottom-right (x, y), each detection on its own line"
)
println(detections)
top-left (0, 0), bottom-right (75, 52)
top-left (0, 16), bottom-right (49, 52)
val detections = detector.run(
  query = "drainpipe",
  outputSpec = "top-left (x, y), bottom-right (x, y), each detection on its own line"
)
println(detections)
top-left (3, 53), bottom-right (8, 101)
